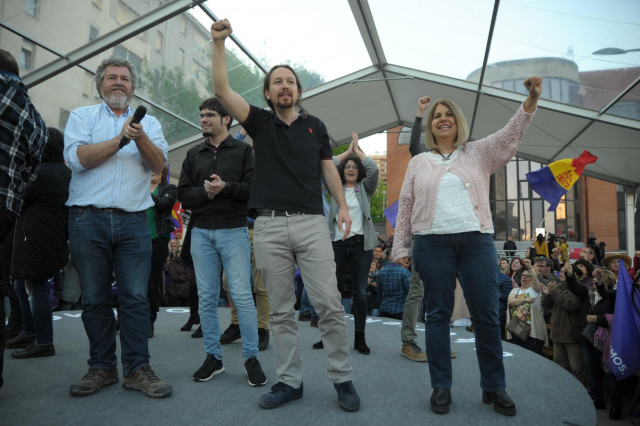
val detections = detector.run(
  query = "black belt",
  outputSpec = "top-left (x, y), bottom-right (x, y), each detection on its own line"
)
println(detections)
top-left (256, 209), bottom-right (303, 217)
top-left (72, 205), bottom-right (132, 214)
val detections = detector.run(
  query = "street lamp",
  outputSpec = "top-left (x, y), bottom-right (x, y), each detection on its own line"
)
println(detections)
top-left (593, 47), bottom-right (640, 55)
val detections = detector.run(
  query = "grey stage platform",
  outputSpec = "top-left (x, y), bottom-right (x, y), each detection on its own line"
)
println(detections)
top-left (1, 308), bottom-right (595, 426)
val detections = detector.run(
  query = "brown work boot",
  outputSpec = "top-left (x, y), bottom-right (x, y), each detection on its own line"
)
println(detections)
top-left (122, 365), bottom-right (173, 398)
top-left (401, 343), bottom-right (427, 362)
top-left (69, 368), bottom-right (119, 396)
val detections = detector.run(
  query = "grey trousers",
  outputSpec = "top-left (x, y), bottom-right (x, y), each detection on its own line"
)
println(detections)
top-left (401, 241), bottom-right (424, 345)
top-left (253, 214), bottom-right (353, 388)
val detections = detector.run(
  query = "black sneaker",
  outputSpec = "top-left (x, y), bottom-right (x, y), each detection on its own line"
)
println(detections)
top-left (258, 328), bottom-right (269, 351)
top-left (191, 325), bottom-right (203, 338)
top-left (245, 357), bottom-right (267, 387)
top-left (220, 323), bottom-right (241, 344)
top-left (259, 381), bottom-right (303, 409)
top-left (334, 380), bottom-right (360, 412)
top-left (193, 354), bottom-right (225, 382)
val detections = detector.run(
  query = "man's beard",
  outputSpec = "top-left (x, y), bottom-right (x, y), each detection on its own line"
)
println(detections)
top-left (202, 130), bottom-right (214, 138)
top-left (103, 91), bottom-right (132, 110)
top-left (274, 91), bottom-right (296, 110)
top-left (275, 100), bottom-right (295, 109)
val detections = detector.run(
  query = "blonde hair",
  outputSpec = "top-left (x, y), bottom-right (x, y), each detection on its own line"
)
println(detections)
top-left (425, 99), bottom-right (469, 150)
top-left (601, 269), bottom-right (616, 288)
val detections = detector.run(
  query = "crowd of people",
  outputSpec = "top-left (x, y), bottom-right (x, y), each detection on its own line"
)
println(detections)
top-left (498, 243), bottom-right (640, 420)
top-left (0, 18), bottom-right (637, 421)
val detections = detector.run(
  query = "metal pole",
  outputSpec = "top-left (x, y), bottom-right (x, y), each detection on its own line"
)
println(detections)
top-left (625, 186), bottom-right (637, 258)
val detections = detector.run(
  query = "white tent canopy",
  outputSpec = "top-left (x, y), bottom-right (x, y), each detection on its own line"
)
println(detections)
top-left (5, 0), bottom-right (640, 251)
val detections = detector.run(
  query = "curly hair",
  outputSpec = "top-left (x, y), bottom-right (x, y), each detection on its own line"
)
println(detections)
top-left (95, 56), bottom-right (137, 100)
top-left (336, 156), bottom-right (366, 185)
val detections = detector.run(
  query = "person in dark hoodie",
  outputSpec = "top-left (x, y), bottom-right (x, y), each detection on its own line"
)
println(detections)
top-left (9, 128), bottom-right (70, 359)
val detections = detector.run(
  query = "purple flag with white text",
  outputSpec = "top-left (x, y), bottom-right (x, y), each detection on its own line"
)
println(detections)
top-left (609, 259), bottom-right (640, 380)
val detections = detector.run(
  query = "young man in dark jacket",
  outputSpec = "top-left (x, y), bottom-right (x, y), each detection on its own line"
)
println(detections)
top-left (178, 97), bottom-right (265, 387)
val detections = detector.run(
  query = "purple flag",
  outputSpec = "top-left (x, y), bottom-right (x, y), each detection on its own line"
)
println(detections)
top-left (384, 200), bottom-right (399, 228)
top-left (609, 259), bottom-right (640, 380)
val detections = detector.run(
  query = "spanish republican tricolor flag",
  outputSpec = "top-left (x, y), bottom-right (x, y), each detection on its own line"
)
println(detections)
top-left (526, 150), bottom-right (598, 211)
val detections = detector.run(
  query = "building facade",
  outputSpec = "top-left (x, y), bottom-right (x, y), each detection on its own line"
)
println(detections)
top-left (0, 0), bottom-right (211, 137)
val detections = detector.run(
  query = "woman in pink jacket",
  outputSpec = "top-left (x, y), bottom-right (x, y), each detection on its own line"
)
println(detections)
top-left (391, 76), bottom-right (542, 417)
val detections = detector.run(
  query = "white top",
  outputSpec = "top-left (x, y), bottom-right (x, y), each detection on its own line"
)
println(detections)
top-left (416, 149), bottom-right (493, 235)
top-left (334, 187), bottom-right (364, 240)
top-left (511, 287), bottom-right (540, 324)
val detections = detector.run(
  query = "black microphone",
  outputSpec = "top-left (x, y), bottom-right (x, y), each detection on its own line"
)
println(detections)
top-left (119, 105), bottom-right (147, 149)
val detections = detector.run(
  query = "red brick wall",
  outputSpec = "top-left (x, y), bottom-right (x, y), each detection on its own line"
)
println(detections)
top-left (385, 126), bottom-right (412, 238)
top-left (582, 176), bottom-right (620, 250)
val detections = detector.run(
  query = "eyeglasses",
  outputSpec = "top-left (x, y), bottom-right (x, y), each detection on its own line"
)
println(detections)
top-left (521, 274), bottom-right (531, 278)
top-left (345, 165), bottom-right (358, 170)
top-left (199, 112), bottom-right (221, 120)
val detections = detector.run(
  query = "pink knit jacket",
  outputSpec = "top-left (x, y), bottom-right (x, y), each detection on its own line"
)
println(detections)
top-left (391, 103), bottom-right (535, 261)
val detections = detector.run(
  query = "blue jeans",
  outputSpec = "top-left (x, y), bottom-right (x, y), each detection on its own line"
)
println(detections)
top-left (413, 232), bottom-right (505, 391)
top-left (299, 287), bottom-right (318, 319)
top-left (14, 279), bottom-right (53, 346)
top-left (191, 227), bottom-right (258, 360)
top-left (68, 208), bottom-right (151, 376)
top-left (333, 235), bottom-right (372, 333)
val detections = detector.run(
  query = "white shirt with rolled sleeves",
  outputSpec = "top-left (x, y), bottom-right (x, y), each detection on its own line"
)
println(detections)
top-left (64, 102), bottom-right (168, 212)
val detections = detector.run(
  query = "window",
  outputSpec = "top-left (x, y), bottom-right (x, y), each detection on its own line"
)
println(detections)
top-left (25, 0), bottom-right (39, 18)
top-left (116, 2), bottom-right (138, 25)
top-left (192, 60), bottom-right (207, 82)
top-left (20, 40), bottom-right (35, 71)
top-left (113, 46), bottom-right (142, 76)
top-left (193, 32), bottom-right (208, 54)
top-left (179, 48), bottom-right (185, 70)
top-left (156, 32), bottom-right (164, 53)
top-left (181, 17), bottom-right (188, 36)
top-left (89, 26), bottom-right (99, 42)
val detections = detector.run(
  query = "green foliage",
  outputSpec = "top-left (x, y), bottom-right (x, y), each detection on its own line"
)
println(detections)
top-left (370, 180), bottom-right (387, 223)
top-left (295, 67), bottom-right (325, 92)
top-left (225, 50), bottom-right (267, 107)
top-left (138, 51), bottom-right (326, 145)
top-left (332, 144), bottom-right (350, 156)
top-left (140, 65), bottom-right (202, 144)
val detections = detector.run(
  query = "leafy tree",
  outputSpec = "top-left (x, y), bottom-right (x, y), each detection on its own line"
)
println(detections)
top-left (140, 65), bottom-right (202, 144)
top-left (138, 51), bottom-right (326, 144)
top-left (370, 180), bottom-right (386, 223)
